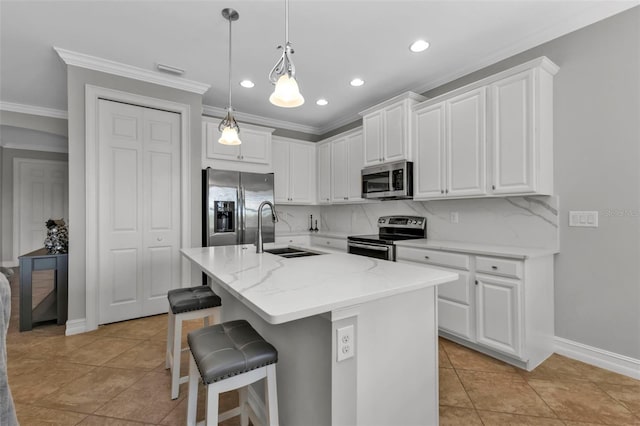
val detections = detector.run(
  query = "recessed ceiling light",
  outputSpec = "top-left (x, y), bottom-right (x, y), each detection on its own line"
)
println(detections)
top-left (316, 99), bottom-right (328, 106)
top-left (409, 40), bottom-right (430, 53)
top-left (240, 80), bottom-right (255, 88)
top-left (350, 78), bottom-right (365, 87)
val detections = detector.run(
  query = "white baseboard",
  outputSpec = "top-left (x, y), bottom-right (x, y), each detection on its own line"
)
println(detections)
top-left (247, 385), bottom-right (267, 426)
top-left (65, 318), bottom-right (88, 336)
top-left (554, 336), bottom-right (640, 380)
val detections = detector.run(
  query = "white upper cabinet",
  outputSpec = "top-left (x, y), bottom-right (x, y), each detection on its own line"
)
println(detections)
top-left (360, 92), bottom-right (426, 167)
top-left (203, 118), bottom-right (274, 173)
top-left (317, 142), bottom-right (331, 204)
top-left (489, 64), bottom-right (556, 195)
top-left (447, 88), bottom-right (486, 197)
top-left (412, 57), bottom-right (558, 200)
top-left (331, 130), bottom-right (364, 202)
top-left (413, 88), bottom-right (486, 199)
top-left (272, 137), bottom-right (316, 205)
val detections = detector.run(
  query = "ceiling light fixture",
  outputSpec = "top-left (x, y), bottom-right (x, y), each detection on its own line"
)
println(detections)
top-left (350, 78), bottom-right (365, 87)
top-left (268, 0), bottom-right (304, 108)
top-left (316, 99), bottom-right (328, 106)
top-left (218, 8), bottom-right (241, 145)
top-left (240, 79), bottom-right (255, 88)
top-left (409, 39), bottom-right (430, 53)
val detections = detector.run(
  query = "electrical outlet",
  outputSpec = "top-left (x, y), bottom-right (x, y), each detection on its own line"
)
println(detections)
top-left (450, 212), bottom-right (459, 224)
top-left (569, 211), bottom-right (598, 227)
top-left (336, 325), bottom-right (355, 362)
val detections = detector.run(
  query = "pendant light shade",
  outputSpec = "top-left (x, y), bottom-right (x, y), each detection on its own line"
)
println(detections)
top-left (268, 0), bottom-right (304, 108)
top-left (219, 8), bottom-right (241, 145)
top-left (269, 73), bottom-right (304, 108)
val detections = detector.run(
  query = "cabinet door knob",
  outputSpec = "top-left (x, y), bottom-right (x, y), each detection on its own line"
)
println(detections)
top-left (441, 190), bottom-right (444, 194)
top-left (492, 185), bottom-right (496, 190)
top-left (424, 256), bottom-right (430, 259)
top-left (344, 197), bottom-right (348, 200)
top-left (491, 266), bottom-right (498, 270)
top-left (475, 280), bottom-right (478, 285)
top-left (445, 189), bottom-right (449, 194)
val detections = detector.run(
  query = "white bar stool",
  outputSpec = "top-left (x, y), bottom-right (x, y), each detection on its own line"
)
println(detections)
top-left (166, 285), bottom-right (222, 400)
top-left (186, 320), bottom-right (279, 426)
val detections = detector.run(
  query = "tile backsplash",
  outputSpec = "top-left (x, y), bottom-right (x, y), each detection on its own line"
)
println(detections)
top-left (277, 196), bottom-right (559, 249)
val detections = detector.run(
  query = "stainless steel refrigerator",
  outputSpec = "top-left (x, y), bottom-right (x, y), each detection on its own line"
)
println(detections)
top-left (202, 168), bottom-right (275, 247)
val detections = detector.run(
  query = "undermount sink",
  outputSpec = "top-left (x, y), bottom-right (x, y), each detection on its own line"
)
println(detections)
top-left (264, 247), bottom-right (323, 258)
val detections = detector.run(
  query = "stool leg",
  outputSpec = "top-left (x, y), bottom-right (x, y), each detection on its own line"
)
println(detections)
top-left (206, 383), bottom-right (220, 426)
top-left (165, 310), bottom-right (174, 369)
top-left (171, 314), bottom-right (183, 399)
top-left (265, 364), bottom-right (279, 426)
top-left (187, 354), bottom-right (199, 426)
top-left (238, 386), bottom-right (248, 426)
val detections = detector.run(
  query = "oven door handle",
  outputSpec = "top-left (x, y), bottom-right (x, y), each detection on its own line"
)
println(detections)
top-left (348, 242), bottom-right (390, 252)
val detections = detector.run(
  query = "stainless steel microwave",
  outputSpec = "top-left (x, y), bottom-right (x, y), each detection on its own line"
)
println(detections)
top-left (361, 160), bottom-right (413, 200)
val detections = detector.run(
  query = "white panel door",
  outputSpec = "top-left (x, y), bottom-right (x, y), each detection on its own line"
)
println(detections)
top-left (446, 88), bottom-right (486, 197)
top-left (383, 102), bottom-right (406, 162)
top-left (13, 159), bottom-right (68, 260)
top-left (98, 99), bottom-right (181, 324)
top-left (363, 111), bottom-right (383, 166)
top-left (331, 137), bottom-right (349, 202)
top-left (272, 139), bottom-right (290, 203)
top-left (413, 103), bottom-right (446, 199)
top-left (289, 142), bottom-right (315, 203)
top-left (475, 274), bottom-right (522, 357)
top-left (317, 143), bottom-right (331, 203)
top-left (491, 70), bottom-right (535, 194)
top-left (346, 131), bottom-right (364, 201)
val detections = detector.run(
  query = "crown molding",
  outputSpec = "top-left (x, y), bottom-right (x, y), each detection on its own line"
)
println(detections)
top-left (316, 112), bottom-right (362, 136)
top-left (0, 138), bottom-right (68, 153)
top-left (53, 47), bottom-right (210, 95)
top-left (202, 104), bottom-right (321, 135)
top-left (0, 101), bottom-right (68, 119)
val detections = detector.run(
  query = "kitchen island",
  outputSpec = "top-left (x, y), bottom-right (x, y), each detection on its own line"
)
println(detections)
top-left (181, 245), bottom-right (458, 426)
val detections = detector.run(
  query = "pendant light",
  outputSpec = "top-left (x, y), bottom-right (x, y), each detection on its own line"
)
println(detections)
top-left (218, 8), bottom-right (241, 145)
top-left (268, 0), bottom-right (304, 108)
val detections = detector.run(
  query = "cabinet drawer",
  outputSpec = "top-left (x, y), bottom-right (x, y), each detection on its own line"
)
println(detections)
top-left (438, 299), bottom-right (473, 340)
top-left (397, 247), bottom-right (470, 270)
top-left (437, 269), bottom-right (471, 305)
top-left (476, 256), bottom-right (522, 279)
top-left (311, 236), bottom-right (347, 252)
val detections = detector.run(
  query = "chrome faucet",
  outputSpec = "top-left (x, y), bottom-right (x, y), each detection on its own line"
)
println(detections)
top-left (256, 201), bottom-right (278, 253)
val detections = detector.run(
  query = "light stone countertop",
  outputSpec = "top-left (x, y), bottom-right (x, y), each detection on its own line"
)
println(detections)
top-left (181, 245), bottom-right (458, 325)
top-left (395, 239), bottom-right (559, 259)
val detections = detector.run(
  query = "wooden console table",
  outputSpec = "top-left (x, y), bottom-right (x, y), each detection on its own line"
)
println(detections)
top-left (18, 248), bottom-right (68, 332)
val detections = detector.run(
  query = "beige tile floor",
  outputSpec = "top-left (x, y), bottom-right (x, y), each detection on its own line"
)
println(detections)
top-left (5, 270), bottom-right (640, 425)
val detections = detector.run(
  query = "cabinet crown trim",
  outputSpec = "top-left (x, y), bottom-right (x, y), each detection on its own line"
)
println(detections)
top-left (359, 91), bottom-right (427, 116)
top-left (412, 56), bottom-right (558, 111)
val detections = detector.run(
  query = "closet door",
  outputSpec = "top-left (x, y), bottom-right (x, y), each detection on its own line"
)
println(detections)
top-left (98, 99), bottom-right (181, 324)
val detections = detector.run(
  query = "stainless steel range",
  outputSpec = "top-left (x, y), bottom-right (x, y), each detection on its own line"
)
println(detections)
top-left (347, 216), bottom-right (426, 261)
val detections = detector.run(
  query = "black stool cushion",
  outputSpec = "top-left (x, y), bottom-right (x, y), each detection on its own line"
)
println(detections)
top-left (188, 320), bottom-right (278, 384)
top-left (167, 286), bottom-right (221, 314)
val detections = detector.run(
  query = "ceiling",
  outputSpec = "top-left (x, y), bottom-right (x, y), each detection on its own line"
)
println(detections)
top-left (1, 0), bottom-right (637, 135)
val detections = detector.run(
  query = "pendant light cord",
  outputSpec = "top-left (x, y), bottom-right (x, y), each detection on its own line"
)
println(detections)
top-left (285, 0), bottom-right (289, 44)
top-left (227, 15), bottom-right (233, 109)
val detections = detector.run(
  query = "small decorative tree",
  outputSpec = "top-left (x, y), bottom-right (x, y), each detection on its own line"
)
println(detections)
top-left (44, 219), bottom-right (69, 254)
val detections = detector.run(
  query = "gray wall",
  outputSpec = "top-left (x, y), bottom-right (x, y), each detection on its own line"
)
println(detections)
top-left (0, 146), bottom-right (68, 264)
top-left (421, 7), bottom-right (639, 359)
top-left (66, 65), bottom-right (203, 323)
top-left (0, 111), bottom-right (68, 137)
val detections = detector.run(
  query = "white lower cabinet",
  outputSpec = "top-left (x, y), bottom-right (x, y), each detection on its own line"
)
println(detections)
top-left (475, 274), bottom-right (522, 358)
top-left (397, 245), bottom-right (554, 370)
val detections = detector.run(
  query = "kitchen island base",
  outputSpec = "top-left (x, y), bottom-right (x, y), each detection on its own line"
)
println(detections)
top-left (209, 280), bottom-right (439, 426)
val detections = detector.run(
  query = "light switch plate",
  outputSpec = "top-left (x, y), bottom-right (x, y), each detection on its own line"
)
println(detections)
top-left (569, 211), bottom-right (599, 227)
